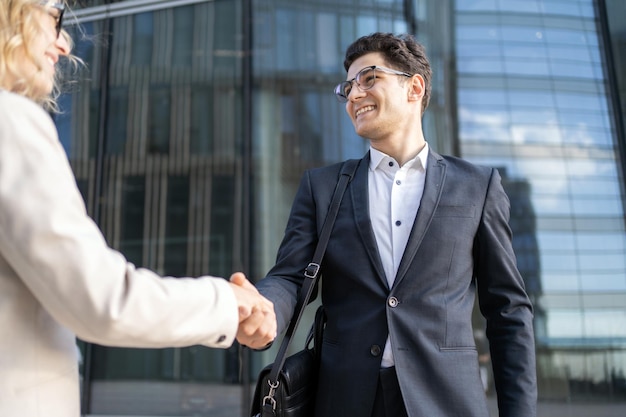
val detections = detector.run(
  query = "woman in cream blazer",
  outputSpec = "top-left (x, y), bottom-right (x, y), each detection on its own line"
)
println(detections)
top-left (0, 2), bottom-right (276, 416)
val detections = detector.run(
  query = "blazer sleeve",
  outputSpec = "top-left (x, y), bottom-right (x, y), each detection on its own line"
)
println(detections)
top-left (475, 168), bottom-right (537, 417)
top-left (0, 93), bottom-right (238, 348)
top-left (256, 170), bottom-right (316, 334)
top-left (256, 162), bottom-right (341, 334)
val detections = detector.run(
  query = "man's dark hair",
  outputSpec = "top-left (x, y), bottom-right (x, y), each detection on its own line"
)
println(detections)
top-left (344, 32), bottom-right (432, 113)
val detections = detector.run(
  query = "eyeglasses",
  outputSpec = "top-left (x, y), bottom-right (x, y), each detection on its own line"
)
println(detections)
top-left (334, 65), bottom-right (412, 103)
top-left (40, 1), bottom-right (65, 39)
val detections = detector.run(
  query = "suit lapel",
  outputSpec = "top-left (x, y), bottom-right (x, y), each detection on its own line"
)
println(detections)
top-left (351, 153), bottom-right (388, 288)
top-left (393, 151), bottom-right (446, 287)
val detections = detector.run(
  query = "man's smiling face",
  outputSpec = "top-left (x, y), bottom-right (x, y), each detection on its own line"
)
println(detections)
top-left (344, 52), bottom-right (414, 142)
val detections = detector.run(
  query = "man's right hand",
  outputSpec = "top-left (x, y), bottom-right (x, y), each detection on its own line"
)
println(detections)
top-left (229, 272), bottom-right (277, 349)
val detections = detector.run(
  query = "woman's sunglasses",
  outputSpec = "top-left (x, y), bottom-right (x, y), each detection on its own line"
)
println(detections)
top-left (40, 1), bottom-right (65, 39)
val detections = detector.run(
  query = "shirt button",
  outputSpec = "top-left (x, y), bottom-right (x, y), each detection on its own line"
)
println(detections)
top-left (395, 220), bottom-right (401, 226)
top-left (370, 345), bottom-right (382, 356)
top-left (388, 297), bottom-right (399, 308)
top-left (396, 180), bottom-right (401, 185)
top-left (217, 335), bottom-right (226, 343)
top-left (388, 161), bottom-right (394, 167)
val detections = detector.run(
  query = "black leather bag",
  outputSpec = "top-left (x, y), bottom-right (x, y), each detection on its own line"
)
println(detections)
top-left (250, 159), bottom-right (358, 417)
top-left (251, 306), bottom-right (325, 417)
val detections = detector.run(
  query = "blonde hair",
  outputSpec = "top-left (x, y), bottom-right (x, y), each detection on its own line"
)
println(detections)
top-left (0, 0), bottom-right (80, 111)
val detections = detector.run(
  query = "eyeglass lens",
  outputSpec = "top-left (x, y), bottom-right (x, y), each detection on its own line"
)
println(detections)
top-left (339, 67), bottom-right (376, 101)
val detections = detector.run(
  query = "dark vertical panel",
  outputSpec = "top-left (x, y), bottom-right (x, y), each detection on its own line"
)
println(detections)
top-left (209, 173), bottom-right (241, 386)
top-left (172, 6), bottom-right (194, 68)
top-left (164, 176), bottom-right (189, 275)
top-left (241, 0), bottom-right (254, 407)
top-left (190, 87), bottom-right (214, 155)
top-left (147, 85), bottom-right (171, 154)
top-left (209, 175), bottom-right (235, 277)
top-left (105, 87), bottom-right (128, 155)
top-left (131, 12), bottom-right (153, 66)
top-left (120, 176), bottom-right (146, 267)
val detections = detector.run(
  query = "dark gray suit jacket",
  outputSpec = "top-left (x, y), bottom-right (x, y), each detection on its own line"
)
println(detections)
top-left (257, 150), bottom-right (537, 417)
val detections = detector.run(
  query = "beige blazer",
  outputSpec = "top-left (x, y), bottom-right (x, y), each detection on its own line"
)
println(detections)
top-left (0, 91), bottom-right (239, 417)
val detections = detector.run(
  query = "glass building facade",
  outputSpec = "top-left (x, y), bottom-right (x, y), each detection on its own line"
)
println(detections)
top-left (52, 0), bottom-right (625, 415)
top-left (456, 0), bottom-right (626, 402)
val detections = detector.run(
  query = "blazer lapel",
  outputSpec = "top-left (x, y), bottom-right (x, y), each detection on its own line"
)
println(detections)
top-left (351, 152), bottom-right (388, 288)
top-left (393, 151), bottom-right (446, 287)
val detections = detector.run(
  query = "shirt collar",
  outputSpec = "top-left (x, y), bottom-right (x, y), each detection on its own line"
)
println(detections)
top-left (369, 142), bottom-right (429, 172)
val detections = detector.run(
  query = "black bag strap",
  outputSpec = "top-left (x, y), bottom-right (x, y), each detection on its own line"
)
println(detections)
top-left (266, 158), bottom-right (359, 384)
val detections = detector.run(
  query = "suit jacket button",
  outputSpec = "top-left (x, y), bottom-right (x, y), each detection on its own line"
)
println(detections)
top-left (370, 345), bottom-right (381, 357)
top-left (388, 297), bottom-right (398, 307)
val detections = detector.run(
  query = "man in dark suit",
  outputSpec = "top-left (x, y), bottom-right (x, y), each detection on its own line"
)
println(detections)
top-left (244, 32), bottom-right (537, 417)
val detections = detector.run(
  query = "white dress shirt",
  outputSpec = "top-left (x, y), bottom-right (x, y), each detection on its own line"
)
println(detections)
top-left (368, 143), bottom-right (429, 368)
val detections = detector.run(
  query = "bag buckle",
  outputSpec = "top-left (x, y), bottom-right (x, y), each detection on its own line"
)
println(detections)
top-left (262, 379), bottom-right (280, 411)
top-left (304, 263), bottom-right (320, 279)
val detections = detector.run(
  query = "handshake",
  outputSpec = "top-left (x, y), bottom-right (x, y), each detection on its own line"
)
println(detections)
top-left (229, 272), bottom-right (277, 349)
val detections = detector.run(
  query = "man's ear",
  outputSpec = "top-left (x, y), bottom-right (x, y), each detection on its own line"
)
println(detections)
top-left (408, 74), bottom-right (425, 102)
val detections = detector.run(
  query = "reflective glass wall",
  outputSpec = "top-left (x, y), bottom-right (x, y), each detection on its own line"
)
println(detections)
top-left (53, 0), bottom-right (626, 415)
top-left (456, 0), bottom-right (626, 401)
top-left (58, 0), bottom-right (249, 415)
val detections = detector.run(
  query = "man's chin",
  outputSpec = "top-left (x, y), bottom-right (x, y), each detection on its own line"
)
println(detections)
top-left (355, 125), bottom-right (380, 141)
top-left (354, 124), bottom-right (372, 138)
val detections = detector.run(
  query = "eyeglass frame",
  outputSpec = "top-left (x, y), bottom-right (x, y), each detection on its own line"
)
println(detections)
top-left (334, 65), bottom-right (412, 103)
top-left (40, 1), bottom-right (65, 39)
